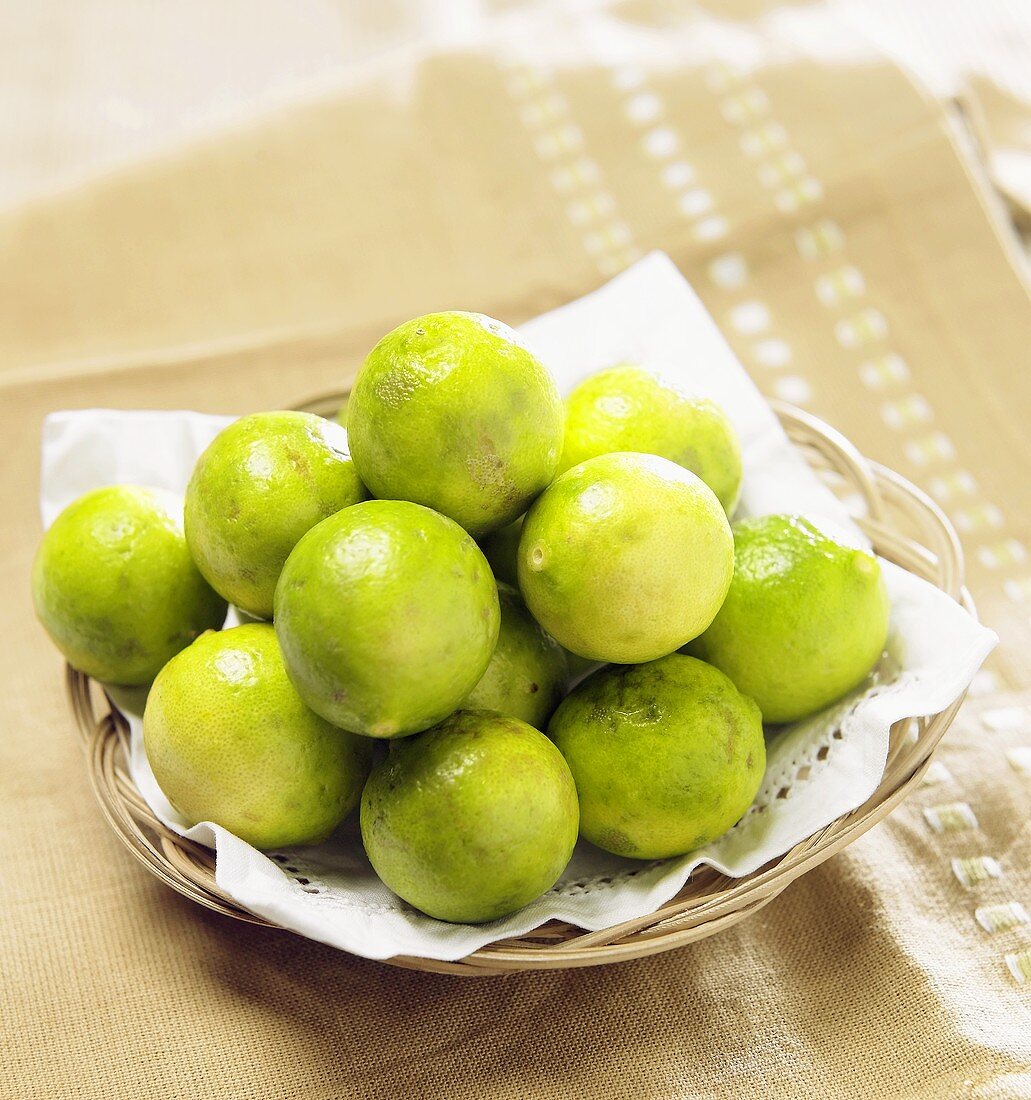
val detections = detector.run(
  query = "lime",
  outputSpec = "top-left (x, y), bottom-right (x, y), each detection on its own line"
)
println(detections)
top-left (274, 499), bottom-right (500, 737)
top-left (548, 654), bottom-right (764, 859)
top-left (560, 364), bottom-right (743, 513)
top-left (32, 485), bottom-right (226, 685)
top-left (689, 514), bottom-right (890, 723)
top-left (517, 452), bottom-right (733, 664)
top-left (478, 517), bottom-right (523, 587)
top-left (345, 312), bottom-right (563, 536)
top-left (464, 583), bottom-right (568, 729)
top-left (143, 623), bottom-right (371, 848)
top-left (185, 411), bottom-right (366, 618)
top-left (361, 710), bottom-right (579, 922)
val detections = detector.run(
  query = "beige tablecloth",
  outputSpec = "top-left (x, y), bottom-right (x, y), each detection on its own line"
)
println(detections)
top-left (3, 3), bottom-right (1030, 1097)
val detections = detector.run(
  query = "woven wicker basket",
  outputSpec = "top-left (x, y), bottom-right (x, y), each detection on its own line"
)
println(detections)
top-left (67, 395), bottom-right (974, 976)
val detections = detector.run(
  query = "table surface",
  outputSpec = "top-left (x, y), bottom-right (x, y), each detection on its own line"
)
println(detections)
top-left (4, 0), bottom-right (1031, 212)
top-left (3, 3), bottom-right (1030, 1098)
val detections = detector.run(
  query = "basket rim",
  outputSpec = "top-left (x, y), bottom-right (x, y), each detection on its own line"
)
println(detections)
top-left (66, 399), bottom-right (975, 976)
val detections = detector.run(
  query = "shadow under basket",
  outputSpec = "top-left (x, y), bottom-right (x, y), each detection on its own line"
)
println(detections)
top-left (67, 396), bottom-right (975, 976)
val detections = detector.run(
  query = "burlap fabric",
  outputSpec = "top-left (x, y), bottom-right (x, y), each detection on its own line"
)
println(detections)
top-left (3, 4), bottom-right (1029, 1097)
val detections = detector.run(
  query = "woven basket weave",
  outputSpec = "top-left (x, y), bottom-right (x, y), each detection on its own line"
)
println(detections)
top-left (67, 395), bottom-right (974, 976)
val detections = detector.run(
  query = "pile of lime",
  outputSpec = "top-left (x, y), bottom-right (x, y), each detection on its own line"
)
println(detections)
top-left (33, 311), bottom-right (890, 925)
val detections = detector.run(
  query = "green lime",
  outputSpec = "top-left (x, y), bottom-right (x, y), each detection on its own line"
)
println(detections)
top-left (464, 583), bottom-right (568, 729)
top-left (478, 517), bottom-right (523, 587)
top-left (346, 312), bottom-right (564, 536)
top-left (517, 452), bottom-right (733, 664)
top-left (689, 514), bottom-right (890, 723)
top-left (548, 653), bottom-right (764, 859)
top-left (274, 499), bottom-right (500, 737)
top-left (32, 486), bottom-right (226, 685)
top-left (143, 623), bottom-right (371, 848)
top-left (185, 411), bottom-right (367, 618)
top-left (361, 710), bottom-right (579, 922)
top-left (560, 364), bottom-right (743, 513)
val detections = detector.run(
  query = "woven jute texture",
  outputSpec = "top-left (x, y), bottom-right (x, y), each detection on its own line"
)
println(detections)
top-left (3, 2), bottom-right (1031, 1097)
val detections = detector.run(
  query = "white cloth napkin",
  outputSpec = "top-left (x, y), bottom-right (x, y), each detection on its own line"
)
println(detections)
top-left (40, 253), bottom-right (996, 962)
